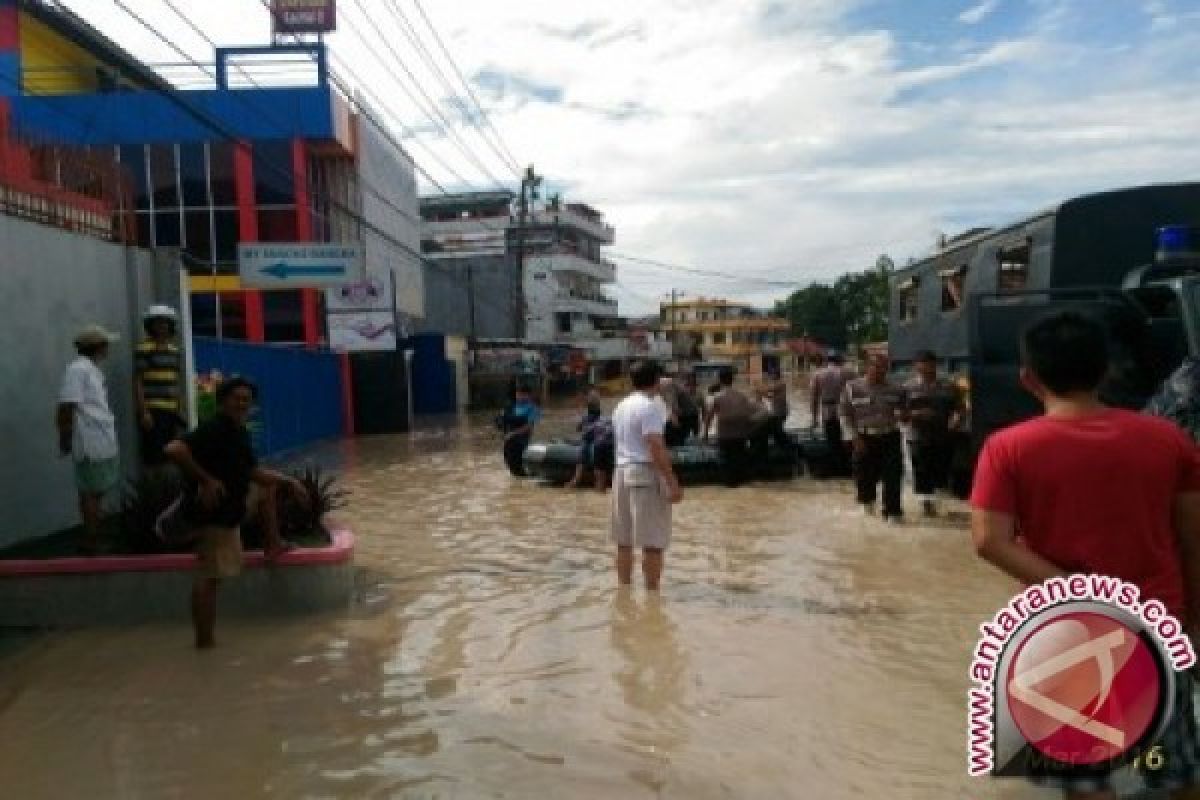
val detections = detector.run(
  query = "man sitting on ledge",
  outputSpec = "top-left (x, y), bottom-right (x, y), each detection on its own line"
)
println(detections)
top-left (165, 377), bottom-right (307, 650)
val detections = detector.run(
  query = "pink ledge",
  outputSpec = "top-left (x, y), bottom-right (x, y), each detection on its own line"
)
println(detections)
top-left (0, 530), bottom-right (354, 577)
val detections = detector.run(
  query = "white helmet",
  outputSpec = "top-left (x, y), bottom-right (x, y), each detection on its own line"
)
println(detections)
top-left (143, 305), bottom-right (178, 322)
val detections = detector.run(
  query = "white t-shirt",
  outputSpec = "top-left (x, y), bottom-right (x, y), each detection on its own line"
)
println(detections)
top-left (59, 356), bottom-right (118, 461)
top-left (612, 390), bottom-right (668, 466)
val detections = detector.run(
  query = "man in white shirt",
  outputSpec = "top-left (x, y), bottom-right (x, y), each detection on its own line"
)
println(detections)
top-left (57, 324), bottom-right (121, 554)
top-left (610, 361), bottom-right (683, 590)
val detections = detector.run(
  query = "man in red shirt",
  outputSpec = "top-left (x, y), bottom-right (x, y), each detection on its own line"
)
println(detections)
top-left (972, 311), bottom-right (1200, 799)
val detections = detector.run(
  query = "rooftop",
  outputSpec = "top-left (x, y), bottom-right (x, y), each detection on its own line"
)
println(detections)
top-left (419, 190), bottom-right (516, 210)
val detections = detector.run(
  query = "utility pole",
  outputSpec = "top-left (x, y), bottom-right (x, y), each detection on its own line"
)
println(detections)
top-left (664, 288), bottom-right (683, 361)
top-left (466, 260), bottom-right (476, 341)
top-left (515, 164), bottom-right (542, 341)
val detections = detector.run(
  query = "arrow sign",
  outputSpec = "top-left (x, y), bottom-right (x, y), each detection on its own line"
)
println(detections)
top-left (239, 243), bottom-right (363, 288)
top-left (260, 262), bottom-right (347, 281)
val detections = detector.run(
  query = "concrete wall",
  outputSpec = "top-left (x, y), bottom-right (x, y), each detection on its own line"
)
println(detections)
top-left (0, 215), bottom-right (180, 546)
top-left (356, 105), bottom-right (423, 320)
top-left (420, 253), bottom-right (519, 340)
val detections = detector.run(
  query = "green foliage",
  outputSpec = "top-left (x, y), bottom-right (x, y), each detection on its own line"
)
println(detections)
top-left (776, 254), bottom-right (894, 349)
top-left (110, 466), bottom-right (348, 556)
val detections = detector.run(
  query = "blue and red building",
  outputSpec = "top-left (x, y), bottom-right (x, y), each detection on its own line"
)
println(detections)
top-left (0, 0), bottom-right (422, 347)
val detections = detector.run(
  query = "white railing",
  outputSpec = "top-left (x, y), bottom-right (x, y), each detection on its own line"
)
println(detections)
top-left (533, 208), bottom-right (615, 244)
top-left (527, 251), bottom-right (616, 283)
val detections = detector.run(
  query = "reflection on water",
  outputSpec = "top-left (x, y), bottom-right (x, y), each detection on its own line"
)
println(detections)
top-left (0, 410), bottom-right (1050, 798)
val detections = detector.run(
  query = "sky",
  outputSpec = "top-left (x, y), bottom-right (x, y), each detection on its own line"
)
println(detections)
top-left (55, 0), bottom-right (1200, 315)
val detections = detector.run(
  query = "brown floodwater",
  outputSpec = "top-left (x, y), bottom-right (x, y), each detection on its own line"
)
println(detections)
top-left (0, 407), bottom-right (1055, 799)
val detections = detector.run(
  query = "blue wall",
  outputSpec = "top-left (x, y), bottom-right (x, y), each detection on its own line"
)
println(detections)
top-left (408, 333), bottom-right (457, 415)
top-left (194, 337), bottom-right (343, 456)
top-left (10, 85), bottom-right (337, 144)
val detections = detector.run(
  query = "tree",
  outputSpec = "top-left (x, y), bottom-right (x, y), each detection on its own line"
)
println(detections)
top-left (776, 282), bottom-right (848, 349)
top-left (833, 259), bottom-right (890, 347)
top-left (775, 254), bottom-right (894, 350)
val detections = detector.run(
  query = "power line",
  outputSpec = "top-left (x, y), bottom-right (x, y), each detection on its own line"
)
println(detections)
top-left (251, 0), bottom-right (475, 192)
top-left (378, 0), bottom-right (522, 178)
top-left (609, 251), bottom-right (800, 288)
top-left (410, 0), bottom-right (524, 176)
top-left (339, 0), bottom-right (509, 190)
top-left (122, 2), bottom-right (796, 318)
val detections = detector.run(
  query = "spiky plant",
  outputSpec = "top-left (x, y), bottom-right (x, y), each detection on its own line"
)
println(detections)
top-left (242, 466), bottom-right (347, 549)
top-left (279, 466), bottom-right (348, 545)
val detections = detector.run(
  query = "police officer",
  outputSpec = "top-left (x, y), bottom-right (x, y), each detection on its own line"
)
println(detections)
top-left (904, 350), bottom-right (964, 517)
top-left (839, 353), bottom-right (907, 522)
top-left (810, 350), bottom-right (854, 476)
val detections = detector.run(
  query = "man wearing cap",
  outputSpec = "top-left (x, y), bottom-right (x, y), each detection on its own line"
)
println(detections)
top-left (135, 305), bottom-right (184, 470)
top-left (57, 324), bottom-right (121, 554)
top-left (810, 351), bottom-right (855, 476)
top-left (840, 353), bottom-right (908, 522)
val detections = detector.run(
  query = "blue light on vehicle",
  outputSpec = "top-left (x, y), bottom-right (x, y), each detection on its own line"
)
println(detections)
top-left (1157, 225), bottom-right (1199, 260)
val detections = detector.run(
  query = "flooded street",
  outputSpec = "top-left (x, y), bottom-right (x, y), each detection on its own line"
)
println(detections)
top-left (0, 409), bottom-right (1050, 799)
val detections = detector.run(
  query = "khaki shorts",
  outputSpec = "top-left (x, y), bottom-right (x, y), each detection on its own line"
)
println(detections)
top-left (195, 526), bottom-right (243, 579)
top-left (610, 463), bottom-right (672, 551)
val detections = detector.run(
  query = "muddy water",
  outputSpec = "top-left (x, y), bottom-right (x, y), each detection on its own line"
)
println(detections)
top-left (0, 410), bottom-right (1052, 799)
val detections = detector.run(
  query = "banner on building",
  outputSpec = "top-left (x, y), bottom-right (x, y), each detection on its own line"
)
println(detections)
top-left (328, 311), bottom-right (397, 352)
top-left (270, 0), bottom-right (337, 34)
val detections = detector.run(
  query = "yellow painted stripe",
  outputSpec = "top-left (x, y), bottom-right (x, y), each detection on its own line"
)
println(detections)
top-left (189, 275), bottom-right (243, 292)
top-left (142, 370), bottom-right (179, 382)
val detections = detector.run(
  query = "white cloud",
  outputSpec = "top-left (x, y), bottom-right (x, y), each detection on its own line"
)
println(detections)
top-left (959, 0), bottom-right (1001, 25)
top-left (47, 0), bottom-right (1200, 315)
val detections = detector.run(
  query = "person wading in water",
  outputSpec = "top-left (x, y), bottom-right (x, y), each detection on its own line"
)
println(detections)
top-left (610, 361), bottom-right (683, 590)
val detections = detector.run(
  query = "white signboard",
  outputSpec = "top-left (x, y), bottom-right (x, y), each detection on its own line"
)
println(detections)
top-left (329, 311), bottom-right (397, 352)
top-left (326, 273), bottom-right (390, 312)
top-left (239, 243), bottom-right (363, 288)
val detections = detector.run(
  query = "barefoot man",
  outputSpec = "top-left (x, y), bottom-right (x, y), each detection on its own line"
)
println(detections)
top-left (610, 360), bottom-right (683, 590)
top-left (165, 377), bottom-right (307, 649)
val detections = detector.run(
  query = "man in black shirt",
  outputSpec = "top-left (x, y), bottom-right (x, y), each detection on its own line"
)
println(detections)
top-left (165, 377), bottom-right (307, 649)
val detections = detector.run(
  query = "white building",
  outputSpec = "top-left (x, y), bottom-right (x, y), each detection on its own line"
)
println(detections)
top-left (522, 202), bottom-right (621, 352)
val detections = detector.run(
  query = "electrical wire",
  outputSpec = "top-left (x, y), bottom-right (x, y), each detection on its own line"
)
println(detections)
top-left (377, 0), bottom-right (522, 178)
top-left (410, 0), bottom-right (524, 176)
top-left (339, 0), bottom-right (510, 190)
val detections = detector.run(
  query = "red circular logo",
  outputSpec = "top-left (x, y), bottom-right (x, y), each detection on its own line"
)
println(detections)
top-left (1006, 611), bottom-right (1163, 766)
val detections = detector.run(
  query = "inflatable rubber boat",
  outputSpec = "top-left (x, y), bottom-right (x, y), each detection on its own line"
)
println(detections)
top-left (523, 437), bottom-right (801, 485)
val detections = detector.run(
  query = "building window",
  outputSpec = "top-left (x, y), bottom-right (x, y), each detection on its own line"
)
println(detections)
top-left (556, 312), bottom-right (572, 334)
top-left (209, 141), bottom-right (237, 206)
top-left (185, 210), bottom-right (213, 263)
top-left (149, 144), bottom-right (179, 209)
top-left (263, 290), bottom-right (305, 343)
top-left (940, 266), bottom-right (966, 312)
top-left (119, 145), bottom-right (150, 210)
top-left (253, 140), bottom-right (295, 206)
top-left (179, 143), bottom-right (208, 207)
top-left (258, 208), bottom-right (298, 242)
top-left (997, 240), bottom-right (1030, 292)
top-left (899, 278), bottom-right (919, 323)
top-left (213, 210), bottom-right (240, 264)
top-left (712, 331), bottom-right (727, 345)
top-left (154, 211), bottom-right (181, 247)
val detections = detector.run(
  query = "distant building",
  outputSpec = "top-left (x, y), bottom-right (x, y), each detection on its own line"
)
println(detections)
top-left (419, 192), bottom-right (634, 357)
top-left (660, 296), bottom-right (792, 376)
top-left (419, 190), bottom-right (519, 340)
top-left (520, 200), bottom-right (618, 353)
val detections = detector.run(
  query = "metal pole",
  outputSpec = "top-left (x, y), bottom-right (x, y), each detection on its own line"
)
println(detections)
top-left (467, 260), bottom-right (476, 339)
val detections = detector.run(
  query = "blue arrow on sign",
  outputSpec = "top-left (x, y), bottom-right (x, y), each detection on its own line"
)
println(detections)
top-left (260, 262), bottom-right (347, 281)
